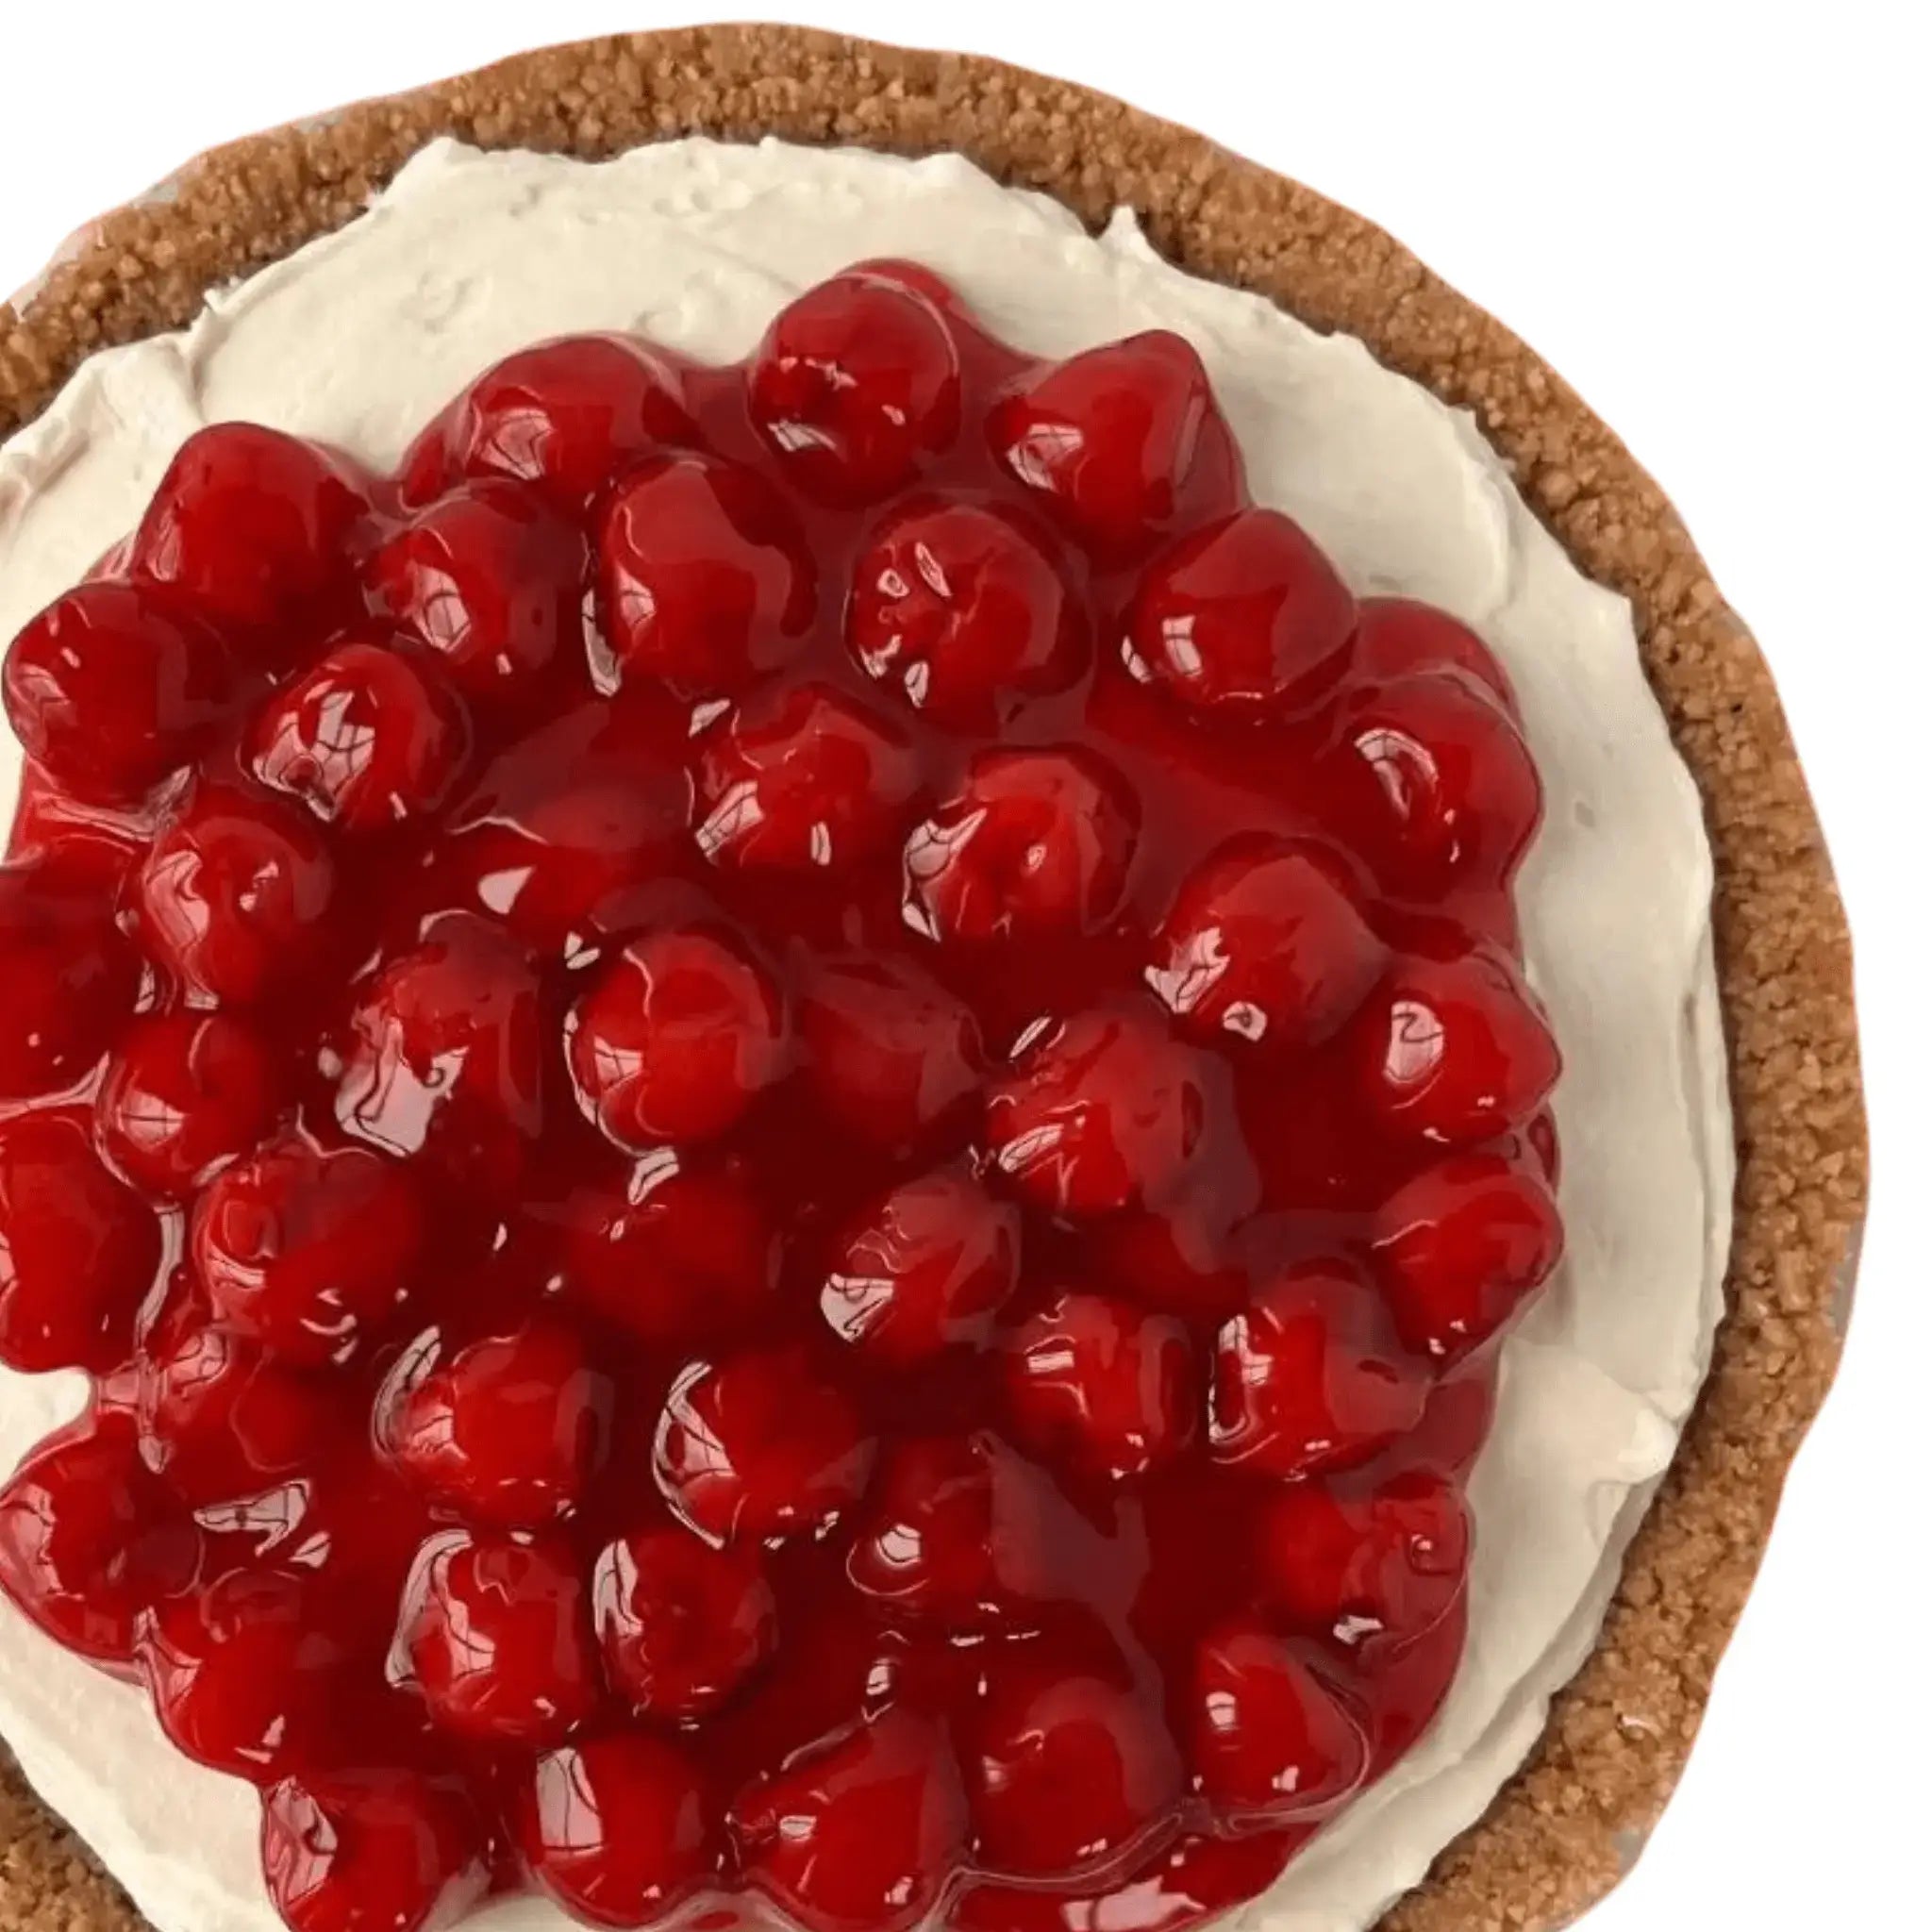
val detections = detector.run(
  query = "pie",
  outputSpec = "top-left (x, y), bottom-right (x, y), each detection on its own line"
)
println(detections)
top-left (0, 25), bottom-right (1864, 1932)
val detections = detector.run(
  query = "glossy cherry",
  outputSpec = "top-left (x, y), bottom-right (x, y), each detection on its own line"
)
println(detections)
top-left (592, 1525), bottom-right (776, 1719)
top-left (1354, 944), bottom-right (1561, 1145)
top-left (1254, 1471), bottom-right (1471, 1652)
top-left (192, 1136), bottom-right (425, 1366)
top-left (394, 1527), bottom-right (599, 1745)
top-left (376, 1319), bottom-right (610, 1528)
top-left (140, 1565), bottom-right (353, 1780)
top-left (518, 1734), bottom-right (720, 1928)
top-left (367, 477), bottom-right (588, 700)
top-left (985, 1003), bottom-right (1224, 1217)
top-left (692, 681), bottom-right (922, 873)
top-left (1355, 596), bottom-right (1516, 711)
top-left (130, 423), bottom-right (372, 644)
top-left (558, 1156), bottom-right (775, 1346)
top-left (95, 1011), bottom-right (280, 1200)
top-left (965, 1633), bottom-right (1183, 1877)
top-left (4, 580), bottom-right (240, 803)
top-left (567, 925), bottom-right (787, 1150)
top-left (652, 1348), bottom-right (876, 1545)
top-left (0, 1109), bottom-right (159, 1374)
top-left (732, 1709), bottom-right (968, 1932)
top-left (1125, 508), bottom-right (1357, 717)
top-left (904, 747), bottom-right (1140, 945)
top-left (1147, 835), bottom-right (1384, 1051)
top-left (990, 332), bottom-right (1242, 560)
top-left (847, 498), bottom-right (1086, 725)
top-left (1327, 673), bottom-right (1541, 895)
top-left (1208, 1259), bottom-right (1430, 1478)
top-left (822, 1166), bottom-right (1020, 1364)
top-left (597, 452), bottom-right (815, 697)
top-left (0, 1413), bottom-right (194, 1666)
top-left (1002, 1291), bottom-right (1199, 1484)
top-left (1188, 1621), bottom-right (1368, 1821)
top-left (1373, 1153), bottom-right (1564, 1360)
top-left (405, 333), bottom-right (696, 508)
top-left (250, 639), bottom-right (470, 832)
top-left (136, 783), bottom-right (338, 1006)
top-left (0, 858), bottom-right (141, 1099)
top-left (845, 1434), bottom-right (1008, 1626)
top-left (749, 267), bottom-right (964, 503)
top-left (261, 1768), bottom-right (488, 1932)
top-left (335, 912), bottom-right (546, 1187)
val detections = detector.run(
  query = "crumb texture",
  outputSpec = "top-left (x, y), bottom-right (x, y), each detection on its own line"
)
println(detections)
top-left (0, 25), bottom-right (1864, 1932)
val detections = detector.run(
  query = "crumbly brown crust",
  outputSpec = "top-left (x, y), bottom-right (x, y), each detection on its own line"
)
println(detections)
top-left (0, 25), bottom-right (1865, 1932)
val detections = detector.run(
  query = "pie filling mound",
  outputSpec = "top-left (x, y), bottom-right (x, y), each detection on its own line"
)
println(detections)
top-left (0, 261), bottom-right (1564, 1932)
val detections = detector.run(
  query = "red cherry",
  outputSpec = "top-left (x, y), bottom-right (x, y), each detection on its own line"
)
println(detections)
top-left (137, 1317), bottom-right (338, 1505)
top-left (261, 1768), bottom-right (488, 1932)
top-left (406, 333), bottom-right (696, 508)
top-left (592, 1525), bottom-right (776, 1719)
top-left (1254, 1471), bottom-right (1470, 1650)
top-left (140, 1566), bottom-right (351, 1780)
top-left (519, 1734), bottom-right (720, 1928)
top-left (904, 748), bottom-right (1140, 945)
top-left (596, 453), bottom-right (815, 697)
top-left (567, 926), bottom-right (787, 1150)
top-left (989, 333), bottom-right (1242, 560)
top-left (1124, 508), bottom-right (1357, 716)
top-left (1188, 1621), bottom-right (1368, 1822)
top-left (845, 1435), bottom-right (1005, 1626)
top-left (559, 1157), bottom-right (775, 1345)
top-left (798, 953), bottom-right (985, 1153)
top-left (846, 498), bottom-right (1086, 726)
top-left (376, 1319), bottom-right (610, 1528)
top-left (1328, 673), bottom-right (1542, 894)
top-left (0, 1109), bottom-right (159, 1374)
top-left (692, 682), bottom-right (922, 874)
top-left (4, 581), bottom-right (240, 802)
top-left (732, 1708), bottom-right (968, 1932)
top-left (1355, 597), bottom-right (1517, 711)
top-left (822, 1166), bottom-right (1020, 1364)
top-left (367, 477), bottom-right (587, 699)
top-left (136, 783), bottom-right (338, 1006)
top-left (1148, 835), bottom-right (1385, 1051)
top-left (1354, 944), bottom-right (1561, 1146)
top-left (0, 858), bottom-right (141, 1100)
top-left (1002, 1291), bottom-right (1198, 1484)
top-left (130, 423), bottom-right (372, 644)
top-left (435, 705), bottom-right (684, 947)
top-left (1373, 1153), bottom-right (1564, 1359)
top-left (985, 1003), bottom-right (1221, 1217)
top-left (965, 1635), bottom-right (1183, 1877)
top-left (749, 269), bottom-right (963, 503)
top-left (192, 1136), bottom-right (424, 1366)
top-left (250, 640), bottom-right (469, 832)
top-left (335, 913), bottom-right (546, 1188)
top-left (652, 1348), bottom-right (875, 1545)
top-left (1208, 1260), bottom-right (1429, 1479)
top-left (0, 1413), bottom-right (195, 1666)
top-left (96, 1011), bottom-right (280, 1200)
top-left (395, 1527), bottom-right (599, 1744)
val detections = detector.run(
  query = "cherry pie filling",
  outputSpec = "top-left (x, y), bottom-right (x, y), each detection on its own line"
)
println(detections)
top-left (0, 261), bottom-right (1563, 1932)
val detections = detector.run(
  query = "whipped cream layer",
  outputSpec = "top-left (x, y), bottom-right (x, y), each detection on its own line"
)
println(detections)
top-left (0, 138), bottom-right (1732, 1932)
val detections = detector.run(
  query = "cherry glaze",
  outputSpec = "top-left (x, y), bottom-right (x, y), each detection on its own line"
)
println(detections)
top-left (0, 263), bottom-right (1564, 1932)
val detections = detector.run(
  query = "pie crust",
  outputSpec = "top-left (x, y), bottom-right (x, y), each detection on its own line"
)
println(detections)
top-left (0, 25), bottom-right (1866, 1932)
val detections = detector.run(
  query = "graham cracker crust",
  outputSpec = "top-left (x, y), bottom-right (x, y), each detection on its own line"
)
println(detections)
top-left (0, 25), bottom-right (1866, 1932)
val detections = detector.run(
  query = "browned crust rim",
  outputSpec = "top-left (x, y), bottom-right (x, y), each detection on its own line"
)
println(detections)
top-left (0, 25), bottom-right (1866, 1932)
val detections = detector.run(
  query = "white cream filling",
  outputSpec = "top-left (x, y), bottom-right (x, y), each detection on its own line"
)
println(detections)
top-left (0, 138), bottom-right (1731, 1932)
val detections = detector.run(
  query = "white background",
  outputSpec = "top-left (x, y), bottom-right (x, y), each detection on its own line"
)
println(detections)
top-left (0, 3), bottom-right (1924, 1927)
